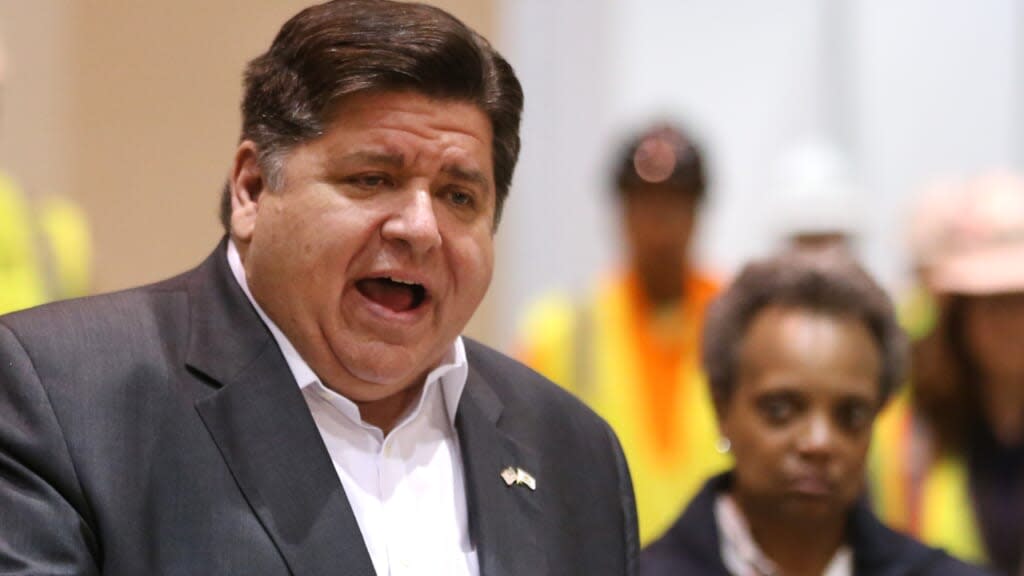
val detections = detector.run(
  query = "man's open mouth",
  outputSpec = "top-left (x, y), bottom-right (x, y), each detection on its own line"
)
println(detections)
top-left (356, 276), bottom-right (428, 313)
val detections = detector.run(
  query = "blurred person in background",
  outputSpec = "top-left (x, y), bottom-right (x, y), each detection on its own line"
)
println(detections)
top-left (896, 179), bottom-right (963, 341)
top-left (872, 172), bottom-right (1024, 574)
top-left (869, 181), bottom-right (962, 501)
top-left (0, 175), bottom-right (93, 314)
top-left (0, 171), bottom-right (47, 313)
top-left (517, 120), bottom-right (728, 544)
top-left (640, 248), bottom-right (988, 576)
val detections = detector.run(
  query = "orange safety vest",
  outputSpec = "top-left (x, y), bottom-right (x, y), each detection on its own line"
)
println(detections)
top-left (869, 392), bottom-right (987, 564)
top-left (517, 270), bottom-right (730, 544)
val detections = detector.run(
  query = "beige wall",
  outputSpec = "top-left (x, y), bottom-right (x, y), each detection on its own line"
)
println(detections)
top-left (0, 0), bottom-right (499, 342)
top-left (0, 2), bottom-right (73, 206)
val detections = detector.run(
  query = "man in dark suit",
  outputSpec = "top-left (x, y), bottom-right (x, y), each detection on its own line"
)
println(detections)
top-left (0, 1), bottom-right (638, 574)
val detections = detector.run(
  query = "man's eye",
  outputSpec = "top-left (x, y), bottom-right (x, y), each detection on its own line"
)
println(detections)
top-left (447, 189), bottom-right (475, 208)
top-left (350, 174), bottom-right (392, 188)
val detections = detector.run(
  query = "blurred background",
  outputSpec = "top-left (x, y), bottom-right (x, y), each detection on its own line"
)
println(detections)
top-left (1, 0), bottom-right (1022, 349)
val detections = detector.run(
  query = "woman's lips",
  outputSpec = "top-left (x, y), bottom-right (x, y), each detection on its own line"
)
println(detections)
top-left (788, 475), bottom-right (835, 497)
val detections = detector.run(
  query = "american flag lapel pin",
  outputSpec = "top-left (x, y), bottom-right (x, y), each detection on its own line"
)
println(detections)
top-left (515, 467), bottom-right (536, 491)
top-left (500, 466), bottom-right (518, 486)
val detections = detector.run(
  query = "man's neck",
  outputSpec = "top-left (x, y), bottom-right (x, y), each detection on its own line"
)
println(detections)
top-left (354, 381), bottom-right (426, 435)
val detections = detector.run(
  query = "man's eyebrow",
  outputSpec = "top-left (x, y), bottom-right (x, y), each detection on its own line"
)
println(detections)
top-left (442, 164), bottom-right (490, 188)
top-left (339, 151), bottom-right (405, 167)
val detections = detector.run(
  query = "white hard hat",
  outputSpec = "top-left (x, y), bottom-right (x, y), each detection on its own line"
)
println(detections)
top-left (770, 142), bottom-right (862, 239)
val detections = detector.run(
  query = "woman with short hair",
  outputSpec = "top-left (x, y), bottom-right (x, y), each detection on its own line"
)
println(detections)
top-left (639, 248), bottom-right (988, 576)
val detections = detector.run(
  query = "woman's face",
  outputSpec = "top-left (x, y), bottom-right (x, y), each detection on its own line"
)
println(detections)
top-left (962, 292), bottom-right (1024, 380)
top-left (719, 306), bottom-right (882, 527)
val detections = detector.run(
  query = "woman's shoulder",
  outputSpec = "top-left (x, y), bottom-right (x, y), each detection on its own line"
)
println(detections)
top-left (849, 500), bottom-right (992, 576)
top-left (638, 475), bottom-right (730, 576)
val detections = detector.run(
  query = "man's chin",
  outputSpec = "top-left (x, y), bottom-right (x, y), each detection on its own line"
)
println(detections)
top-left (333, 357), bottom-right (431, 396)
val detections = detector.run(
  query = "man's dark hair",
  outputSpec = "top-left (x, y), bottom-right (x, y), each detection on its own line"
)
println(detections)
top-left (613, 121), bottom-right (706, 201)
top-left (219, 0), bottom-right (523, 230)
top-left (702, 248), bottom-right (907, 408)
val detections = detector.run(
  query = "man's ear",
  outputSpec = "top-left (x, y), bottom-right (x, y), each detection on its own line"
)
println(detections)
top-left (229, 141), bottom-right (267, 245)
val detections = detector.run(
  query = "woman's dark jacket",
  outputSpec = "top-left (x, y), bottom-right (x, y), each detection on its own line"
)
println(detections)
top-left (639, 473), bottom-right (992, 576)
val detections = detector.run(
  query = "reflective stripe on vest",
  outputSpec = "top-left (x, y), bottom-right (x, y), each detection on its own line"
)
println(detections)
top-left (920, 455), bottom-right (985, 563)
top-left (869, 395), bottom-right (986, 563)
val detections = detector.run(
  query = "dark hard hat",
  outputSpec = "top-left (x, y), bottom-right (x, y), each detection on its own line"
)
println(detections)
top-left (613, 121), bottom-right (706, 201)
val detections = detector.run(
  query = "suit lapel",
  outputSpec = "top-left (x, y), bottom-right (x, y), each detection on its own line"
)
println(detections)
top-left (187, 241), bottom-right (376, 576)
top-left (457, 364), bottom-right (548, 576)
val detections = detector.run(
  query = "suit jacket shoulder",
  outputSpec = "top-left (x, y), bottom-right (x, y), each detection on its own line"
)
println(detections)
top-left (459, 338), bottom-right (640, 575)
top-left (0, 242), bottom-right (313, 574)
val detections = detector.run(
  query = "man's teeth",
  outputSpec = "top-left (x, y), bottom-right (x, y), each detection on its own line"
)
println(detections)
top-left (387, 276), bottom-right (419, 286)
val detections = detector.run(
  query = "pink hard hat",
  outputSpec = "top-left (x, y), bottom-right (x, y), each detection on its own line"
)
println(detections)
top-left (930, 171), bottom-right (1024, 295)
top-left (906, 178), bottom-right (963, 271)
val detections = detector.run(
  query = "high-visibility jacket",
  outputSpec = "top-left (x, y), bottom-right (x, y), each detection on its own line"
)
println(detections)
top-left (0, 173), bottom-right (92, 315)
top-left (517, 270), bottom-right (730, 544)
top-left (0, 173), bottom-right (46, 314)
top-left (869, 392), bottom-right (987, 564)
top-left (36, 194), bottom-right (93, 300)
top-left (897, 285), bottom-right (940, 342)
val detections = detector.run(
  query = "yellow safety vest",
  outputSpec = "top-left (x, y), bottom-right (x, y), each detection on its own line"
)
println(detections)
top-left (897, 284), bottom-right (940, 342)
top-left (36, 194), bottom-right (93, 300)
top-left (517, 270), bottom-right (730, 544)
top-left (0, 172), bottom-right (92, 314)
top-left (869, 393), bottom-right (987, 564)
top-left (0, 173), bottom-right (46, 314)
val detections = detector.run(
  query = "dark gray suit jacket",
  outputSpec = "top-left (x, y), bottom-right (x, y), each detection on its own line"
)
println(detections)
top-left (0, 240), bottom-right (638, 575)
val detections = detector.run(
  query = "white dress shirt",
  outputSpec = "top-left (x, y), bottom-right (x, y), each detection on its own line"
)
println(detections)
top-left (228, 241), bottom-right (479, 576)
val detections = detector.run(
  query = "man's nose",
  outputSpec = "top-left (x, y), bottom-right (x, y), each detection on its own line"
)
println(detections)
top-left (381, 187), bottom-right (442, 254)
